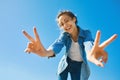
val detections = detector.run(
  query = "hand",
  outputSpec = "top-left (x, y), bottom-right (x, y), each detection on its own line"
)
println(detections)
top-left (22, 27), bottom-right (46, 56)
top-left (88, 30), bottom-right (117, 67)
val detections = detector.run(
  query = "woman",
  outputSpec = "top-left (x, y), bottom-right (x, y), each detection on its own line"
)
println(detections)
top-left (22, 10), bottom-right (117, 80)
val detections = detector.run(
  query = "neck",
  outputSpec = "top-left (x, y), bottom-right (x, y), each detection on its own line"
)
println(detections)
top-left (71, 26), bottom-right (79, 42)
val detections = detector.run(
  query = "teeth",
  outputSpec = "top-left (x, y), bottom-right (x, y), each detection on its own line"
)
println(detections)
top-left (66, 27), bottom-right (70, 30)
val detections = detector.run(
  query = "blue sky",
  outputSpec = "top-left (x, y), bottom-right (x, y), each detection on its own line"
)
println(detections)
top-left (0, 0), bottom-right (120, 80)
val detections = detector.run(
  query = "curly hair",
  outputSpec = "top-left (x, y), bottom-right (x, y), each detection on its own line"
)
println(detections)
top-left (56, 10), bottom-right (78, 24)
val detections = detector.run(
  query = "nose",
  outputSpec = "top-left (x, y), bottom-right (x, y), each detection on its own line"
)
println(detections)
top-left (63, 23), bottom-right (68, 29)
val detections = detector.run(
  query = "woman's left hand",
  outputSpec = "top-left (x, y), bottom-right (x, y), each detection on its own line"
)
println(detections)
top-left (87, 30), bottom-right (117, 67)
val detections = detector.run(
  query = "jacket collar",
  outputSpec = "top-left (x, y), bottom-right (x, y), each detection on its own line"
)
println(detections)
top-left (65, 26), bottom-right (85, 38)
top-left (78, 27), bottom-right (85, 38)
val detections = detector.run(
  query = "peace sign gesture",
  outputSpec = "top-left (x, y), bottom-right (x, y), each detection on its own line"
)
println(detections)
top-left (22, 27), bottom-right (49, 56)
top-left (87, 30), bottom-right (117, 67)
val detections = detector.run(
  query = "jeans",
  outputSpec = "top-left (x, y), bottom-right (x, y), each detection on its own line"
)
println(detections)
top-left (58, 57), bottom-right (83, 80)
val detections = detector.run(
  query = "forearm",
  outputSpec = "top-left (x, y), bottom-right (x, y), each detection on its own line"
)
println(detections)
top-left (86, 50), bottom-right (92, 61)
top-left (86, 50), bottom-right (95, 63)
top-left (45, 50), bottom-right (55, 57)
top-left (35, 49), bottom-right (55, 57)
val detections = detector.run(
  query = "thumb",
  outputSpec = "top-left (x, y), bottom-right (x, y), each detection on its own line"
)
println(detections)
top-left (96, 61), bottom-right (104, 67)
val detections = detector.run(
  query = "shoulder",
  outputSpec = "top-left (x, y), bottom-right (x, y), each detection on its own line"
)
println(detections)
top-left (59, 31), bottom-right (69, 38)
top-left (81, 28), bottom-right (91, 34)
top-left (81, 29), bottom-right (93, 41)
top-left (79, 28), bottom-right (92, 38)
top-left (84, 29), bottom-right (92, 35)
top-left (58, 32), bottom-right (69, 41)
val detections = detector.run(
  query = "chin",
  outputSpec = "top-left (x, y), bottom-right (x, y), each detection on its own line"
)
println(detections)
top-left (65, 29), bottom-right (73, 34)
top-left (69, 30), bottom-right (74, 34)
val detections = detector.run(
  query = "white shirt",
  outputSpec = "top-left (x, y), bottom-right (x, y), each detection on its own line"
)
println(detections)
top-left (68, 39), bottom-right (83, 62)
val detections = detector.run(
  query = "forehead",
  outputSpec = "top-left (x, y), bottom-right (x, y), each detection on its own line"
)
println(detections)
top-left (58, 14), bottom-right (71, 22)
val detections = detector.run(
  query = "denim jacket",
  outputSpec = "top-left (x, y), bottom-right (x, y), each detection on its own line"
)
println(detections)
top-left (48, 27), bottom-right (94, 80)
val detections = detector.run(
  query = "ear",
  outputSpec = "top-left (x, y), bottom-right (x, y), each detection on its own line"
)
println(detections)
top-left (73, 17), bottom-right (76, 23)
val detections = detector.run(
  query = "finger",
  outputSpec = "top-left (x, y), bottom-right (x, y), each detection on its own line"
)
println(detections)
top-left (27, 42), bottom-right (34, 48)
top-left (102, 51), bottom-right (108, 63)
top-left (24, 48), bottom-right (31, 54)
top-left (97, 62), bottom-right (104, 67)
top-left (94, 30), bottom-right (101, 46)
top-left (100, 34), bottom-right (117, 49)
top-left (97, 50), bottom-right (108, 63)
top-left (90, 30), bottom-right (101, 54)
top-left (103, 51), bottom-right (108, 63)
top-left (33, 27), bottom-right (40, 41)
top-left (33, 27), bottom-right (45, 50)
top-left (22, 30), bottom-right (35, 42)
top-left (99, 58), bottom-right (103, 62)
top-left (103, 56), bottom-right (108, 63)
top-left (94, 58), bottom-right (104, 67)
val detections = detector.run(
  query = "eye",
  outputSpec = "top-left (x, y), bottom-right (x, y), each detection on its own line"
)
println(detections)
top-left (64, 19), bottom-right (69, 23)
top-left (59, 23), bottom-right (64, 27)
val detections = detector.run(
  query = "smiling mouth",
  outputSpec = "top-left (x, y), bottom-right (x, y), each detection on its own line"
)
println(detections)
top-left (66, 26), bottom-right (71, 31)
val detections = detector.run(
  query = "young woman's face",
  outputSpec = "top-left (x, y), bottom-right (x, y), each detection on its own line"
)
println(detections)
top-left (57, 14), bottom-right (76, 34)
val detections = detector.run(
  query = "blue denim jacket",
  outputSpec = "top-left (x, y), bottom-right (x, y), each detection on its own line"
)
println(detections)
top-left (48, 27), bottom-right (94, 80)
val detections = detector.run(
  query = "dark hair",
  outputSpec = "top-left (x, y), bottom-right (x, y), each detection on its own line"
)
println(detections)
top-left (56, 10), bottom-right (78, 24)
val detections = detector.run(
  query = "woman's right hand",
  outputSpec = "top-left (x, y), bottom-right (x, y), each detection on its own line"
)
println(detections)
top-left (22, 27), bottom-right (50, 57)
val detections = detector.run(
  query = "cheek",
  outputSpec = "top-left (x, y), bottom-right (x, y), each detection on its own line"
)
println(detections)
top-left (59, 26), bottom-right (66, 32)
top-left (68, 21), bottom-right (75, 26)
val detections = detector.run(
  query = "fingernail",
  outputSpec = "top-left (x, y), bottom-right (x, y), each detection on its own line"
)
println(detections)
top-left (28, 52), bottom-right (31, 54)
top-left (22, 30), bottom-right (25, 33)
top-left (33, 26), bottom-right (36, 29)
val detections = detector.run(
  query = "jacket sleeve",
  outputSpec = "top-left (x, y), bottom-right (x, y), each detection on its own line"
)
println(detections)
top-left (48, 32), bottom-right (67, 56)
top-left (83, 30), bottom-right (94, 52)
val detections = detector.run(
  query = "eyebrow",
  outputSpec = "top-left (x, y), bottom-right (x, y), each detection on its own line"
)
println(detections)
top-left (58, 16), bottom-right (71, 25)
top-left (60, 17), bottom-right (70, 23)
